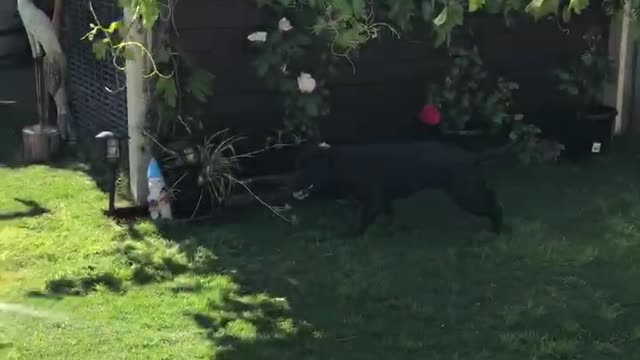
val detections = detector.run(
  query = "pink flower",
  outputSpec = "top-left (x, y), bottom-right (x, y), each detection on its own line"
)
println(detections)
top-left (419, 105), bottom-right (441, 126)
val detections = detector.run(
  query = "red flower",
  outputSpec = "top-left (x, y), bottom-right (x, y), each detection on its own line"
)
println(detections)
top-left (419, 104), bottom-right (441, 126)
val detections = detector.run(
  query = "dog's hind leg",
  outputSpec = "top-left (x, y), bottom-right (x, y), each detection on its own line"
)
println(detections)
top-left (445, 174), bottom-right (503, 233)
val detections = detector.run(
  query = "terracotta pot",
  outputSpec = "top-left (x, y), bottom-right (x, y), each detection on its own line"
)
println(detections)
top-left (22, 124), bottom-right (60, 163)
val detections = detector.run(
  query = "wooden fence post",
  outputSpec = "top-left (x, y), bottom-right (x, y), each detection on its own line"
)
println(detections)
top-left (605, 2), bottom-right (634, 135)
top-left (124, 7), bottom-right (150, 205)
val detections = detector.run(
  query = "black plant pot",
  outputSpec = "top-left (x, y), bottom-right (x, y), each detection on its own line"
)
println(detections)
top-left (581, 105), bottom-right (617, 156)
top-left (534, 104), bottom-right (617, 161)
top-left (162, 165), bottom-right (214, 219)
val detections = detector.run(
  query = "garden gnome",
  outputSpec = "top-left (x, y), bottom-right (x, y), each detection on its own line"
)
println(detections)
top-left (147, 158), bottom-right (173, 221)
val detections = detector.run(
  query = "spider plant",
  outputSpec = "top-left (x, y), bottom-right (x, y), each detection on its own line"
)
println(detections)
top-left (147, 128), bottom-right (294, 222)
top-left (196, 129), bottom-right (243, 206)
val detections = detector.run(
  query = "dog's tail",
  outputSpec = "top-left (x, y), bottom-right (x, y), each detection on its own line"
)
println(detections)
top-left (474, 142), bottom-right (516, 165)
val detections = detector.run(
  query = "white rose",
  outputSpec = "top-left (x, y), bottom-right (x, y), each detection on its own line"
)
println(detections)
top-left (278, 17), bottom-right (293, 32)
top-left (297, 72), bottom-right (316, 94)
top-left (247, 31), bottom-right (267, 42)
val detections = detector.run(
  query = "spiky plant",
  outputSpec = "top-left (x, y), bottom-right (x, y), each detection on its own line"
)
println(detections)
top-left (196, 129), bottom-right (244, 205)
top-left (147, 128), bottom-right (294, 222)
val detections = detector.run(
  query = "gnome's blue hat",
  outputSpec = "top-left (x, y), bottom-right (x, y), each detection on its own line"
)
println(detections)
top-left (147, 157), bottom-right (163, 180)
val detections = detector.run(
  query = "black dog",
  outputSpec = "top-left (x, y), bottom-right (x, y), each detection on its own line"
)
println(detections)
top-left (291, 142), bottom-right (503, 236)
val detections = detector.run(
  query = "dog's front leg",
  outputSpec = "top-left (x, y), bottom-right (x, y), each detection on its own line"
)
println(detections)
top-left (345, 188), bottom-right (383, 237)
top-left (381, 200), bottom-right (396, 235)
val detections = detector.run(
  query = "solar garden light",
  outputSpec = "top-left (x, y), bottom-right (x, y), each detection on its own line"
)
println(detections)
top-left (95, 131), bottom-right (121, 215)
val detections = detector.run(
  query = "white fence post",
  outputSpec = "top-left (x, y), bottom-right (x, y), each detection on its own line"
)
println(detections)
top-left (124, 6), bottom-right (150, 204)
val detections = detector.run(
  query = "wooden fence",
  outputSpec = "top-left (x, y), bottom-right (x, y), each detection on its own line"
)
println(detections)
top-left (173, 0), bottom-right (610, 144)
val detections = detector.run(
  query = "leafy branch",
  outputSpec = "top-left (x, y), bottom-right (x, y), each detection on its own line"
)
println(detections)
top-left (82, 2), bottom-right (172, 79)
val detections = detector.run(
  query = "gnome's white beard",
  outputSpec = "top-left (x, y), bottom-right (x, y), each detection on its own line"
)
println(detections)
top-left (147, 178), bottom-right (172, 220)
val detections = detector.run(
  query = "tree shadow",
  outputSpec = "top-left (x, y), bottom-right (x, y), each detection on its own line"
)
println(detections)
top-left (147, 201), bottom-right (512, 359)
top-left (19, 138), bottom-right (640, 358)
top-left (188, 296), bottom-right (319, 360)
top-left (0, 198), bottom-right (49, 220)
top-left (147, 144), bottom-right (640, 359)
top-left (27, 271), bottom-right (125, 298)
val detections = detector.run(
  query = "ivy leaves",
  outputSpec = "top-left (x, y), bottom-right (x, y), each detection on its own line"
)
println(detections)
top-left (154, 68), bottom-right (214, 109)
top-left (333, 0), bottom-right (367, 18)
top-left (187, 69), bottom-right (215, 103)
top-left (433, 2), bottom-right (464, 46)
top-left (387, 0), bottom-right (416, 30)
top-left (525, 0), bottom-right (559, 20)
top-left (524, 0), bottom-right (589, 22)
top-left (156, 77), bottom-right (178, 108)
top-left (117, 0), bottom-right (160, 28)
top-left (469, 0), bottom-right (486, 12)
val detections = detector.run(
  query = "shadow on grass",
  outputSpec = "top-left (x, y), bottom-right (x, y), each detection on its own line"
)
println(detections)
top-left (153, 142), bottom-right (640, 359)
top-left (20, 138), bottom-right (640, 359)
top-left (29, 271), bottom-right (124, 298)
top-left (0, 198), bottom-right (49, 220)
top-left (188, 297), bottom-right (318, 360)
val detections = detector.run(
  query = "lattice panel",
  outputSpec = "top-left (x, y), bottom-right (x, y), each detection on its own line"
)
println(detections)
top-left (65, 0), bottom-right (127, 138)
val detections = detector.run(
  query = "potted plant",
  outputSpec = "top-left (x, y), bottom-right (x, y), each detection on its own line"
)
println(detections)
top-left (421, 46), bottom-right (520, 151)
top-left (552, 29), bottom-right (616, 159)
top-left (152, 130), bottom-right (242, 219)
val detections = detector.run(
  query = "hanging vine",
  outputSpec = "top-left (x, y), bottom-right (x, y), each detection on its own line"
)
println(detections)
top-left (82, 0), bottom-right (637, 146)
top-left (246, 0), bottom-right (627, 144)
top-left (82, 0), bottom-right (213, 143)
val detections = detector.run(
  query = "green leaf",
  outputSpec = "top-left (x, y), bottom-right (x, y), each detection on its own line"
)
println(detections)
top-left (561, 6), bottom-right (571, 22)
top-left (485, 0), bottom-right (505, 13)
top-left (568, 0), bottom-right (589, 14)
top-left (121, 46), bottom-right (137, 61)
top-left (422, 0), bottom-right (434, 21)
top-left (389, 0), bottom-right (415, 29)
top-left (525, 0), bottom-right (560, 20)
top-left (155, 45), bottom-right (172, 64)
top-left (470, 0), bottom-right (486, 12)
top-left (434, 5), bottom-right (448, 26)
top-left (106, 21), bottom-right (122, 34)
top-left (117, 0), bottom-right (132, 8)
top-left (333, 0), bottom-right (354, 16)
top-left (433, 2), bottom-right (463, 46)
top-left (92, 41), bottom-right (109, 61)
top-left (155, 77), bottom-right (178, 108)
top-left (304, 97), bottom-right (321, 117)
top-left (352, 0), bottom-right (366, 18)
top-left (187, 68), bottom-right (214, 102)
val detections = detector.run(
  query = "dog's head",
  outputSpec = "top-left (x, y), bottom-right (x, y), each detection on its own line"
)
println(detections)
top-left (291, 142), bottom-right (332, 201)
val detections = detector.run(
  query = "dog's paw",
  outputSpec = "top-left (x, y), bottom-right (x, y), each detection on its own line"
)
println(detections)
top-left (498, 222), bottom-right (513, 235)
top-left (342, 229), bottom-right (365, 238)
top-left (490, 222), bottom-right (512, 236)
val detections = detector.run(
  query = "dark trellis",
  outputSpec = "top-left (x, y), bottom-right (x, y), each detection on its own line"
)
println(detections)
top-left (64, 0), bottom-right (127, 137)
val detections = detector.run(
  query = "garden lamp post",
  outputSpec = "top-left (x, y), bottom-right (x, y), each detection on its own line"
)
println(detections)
top-left (95, 131), bottom-right (120, 215)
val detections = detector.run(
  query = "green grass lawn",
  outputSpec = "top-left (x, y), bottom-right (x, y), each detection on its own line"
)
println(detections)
top-left (2, 143), bottom-right (640, 359)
